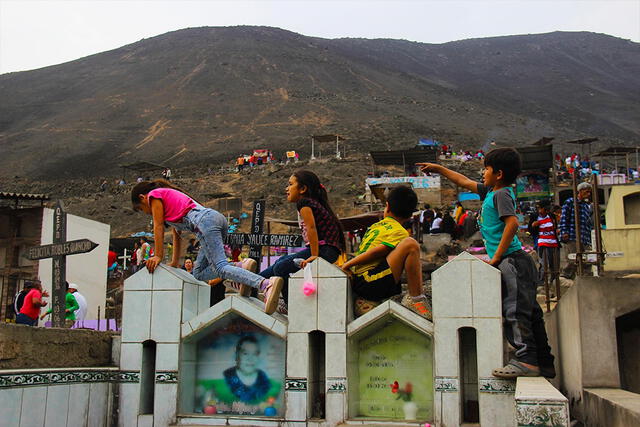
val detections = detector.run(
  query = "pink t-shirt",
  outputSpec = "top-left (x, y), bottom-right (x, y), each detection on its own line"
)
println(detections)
top-left (148, 188), bottom-right (196, 223)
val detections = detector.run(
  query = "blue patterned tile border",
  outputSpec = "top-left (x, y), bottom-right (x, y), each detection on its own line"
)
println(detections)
top-left (0, 369), bottom-right (139, 388)
top-left (434, 376), bottom-right (458, 392)
top-left (479, 377), bottom-right (516, 393)
top-left (327, 377), bottom-right (346, 393)
top-left (155, 371), bottom-right (178, 383)
top-left (285, 378), bottom-right (307, 392)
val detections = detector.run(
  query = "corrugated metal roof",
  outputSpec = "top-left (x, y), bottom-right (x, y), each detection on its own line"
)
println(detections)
top-left (0, 192), bottom-right (50, 200)
top-left (595, 146), bottom-right (639, 156)
top-left (516, 145), bottom-right (553, 171)
top-left (370, 148), bottom-right (438, 166)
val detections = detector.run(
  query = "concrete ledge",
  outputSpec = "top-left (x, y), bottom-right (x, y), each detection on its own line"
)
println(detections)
top-left (583, 388), bottom-right (640, 427)
top-left (515, 377), bottom-right (569, 427)
top-left (0, 323), bottom-right (115, 369)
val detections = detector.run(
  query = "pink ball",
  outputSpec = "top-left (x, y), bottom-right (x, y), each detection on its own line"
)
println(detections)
top-left (204, 405), bottom-right (217, 414)
top-left (303, 281), bottom-right (316, 296)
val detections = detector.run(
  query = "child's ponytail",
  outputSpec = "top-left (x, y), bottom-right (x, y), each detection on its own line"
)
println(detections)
top-left (293, 170), bottom-right (346, 251)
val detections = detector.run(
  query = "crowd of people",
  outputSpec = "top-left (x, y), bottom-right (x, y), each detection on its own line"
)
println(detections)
top-left (14, 280), bottom-right (88, 328)
top-left (18, 143), bottom-right (605, 384)
top-left (128, 145), bottom-right (607, 380)
top-left (555, 152), bottom-right (640, 182)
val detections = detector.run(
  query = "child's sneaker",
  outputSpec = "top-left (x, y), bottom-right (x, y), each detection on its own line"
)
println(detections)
top-left (237, 259), bottom-right (258, 297)
top-left (401, 294), bottom-right (433, 321)
top-left (277, 298), bottom-right (288, 315)
top-left (262, 277), bottom-right (284, 315)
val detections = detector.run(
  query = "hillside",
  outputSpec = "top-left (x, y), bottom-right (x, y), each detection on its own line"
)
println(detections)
top-left (1, 27), bottom-right (639, 180)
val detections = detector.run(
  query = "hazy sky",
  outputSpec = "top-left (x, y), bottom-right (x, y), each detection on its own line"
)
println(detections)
top-left (1, 0), bottom-right (639, 74)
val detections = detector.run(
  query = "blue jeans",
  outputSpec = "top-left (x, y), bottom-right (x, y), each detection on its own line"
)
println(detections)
top-left (167, 207), bottom-right (264, 289)
top-left (259, 245), bottom-right (341, 302)
top-left (16, 313), bottom-right (37, 326)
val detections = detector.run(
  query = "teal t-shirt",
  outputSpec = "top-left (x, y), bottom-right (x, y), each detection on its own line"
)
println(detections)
top-left (477, 184), bottom-right (522, 259)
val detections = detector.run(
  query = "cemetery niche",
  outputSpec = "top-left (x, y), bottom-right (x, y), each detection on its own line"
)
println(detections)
top-left (349, 316), bottom-right (433, 421)
top-left (182, 313), bottom-right (286, 417)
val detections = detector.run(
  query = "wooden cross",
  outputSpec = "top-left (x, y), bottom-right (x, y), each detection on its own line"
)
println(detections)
top-left (26, 200), bottom-right (98, 327)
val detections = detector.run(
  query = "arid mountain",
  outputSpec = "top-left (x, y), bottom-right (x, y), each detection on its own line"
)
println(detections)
top-left (1, 26), bottom-right (638, 179)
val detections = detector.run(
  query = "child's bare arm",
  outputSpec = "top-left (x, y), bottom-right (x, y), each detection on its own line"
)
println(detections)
top-left (417, 163), bottom-right (478, 193)
top-left (299, 206), bottom-right (319, 268)
top-left (341, 244), bottom-right (392, 272)
top-left (148, 198), bottom-right (165, 273)
top-left (490, 215), bottom-right (519, 266)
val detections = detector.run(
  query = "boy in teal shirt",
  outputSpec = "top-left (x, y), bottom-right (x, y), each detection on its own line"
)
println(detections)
top-left (418, 147), bottom-right (554, 378)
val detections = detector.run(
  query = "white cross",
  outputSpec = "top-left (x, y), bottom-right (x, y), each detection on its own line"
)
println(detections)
top-left (118, 248), bottom-right (131, 269)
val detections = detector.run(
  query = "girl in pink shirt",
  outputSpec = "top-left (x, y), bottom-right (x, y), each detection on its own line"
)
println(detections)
top-left (131, 180), bottom-right (283, 315)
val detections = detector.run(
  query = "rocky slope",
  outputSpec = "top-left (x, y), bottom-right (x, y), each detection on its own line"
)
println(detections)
top-left (1, 27), bottom-right (638, 180)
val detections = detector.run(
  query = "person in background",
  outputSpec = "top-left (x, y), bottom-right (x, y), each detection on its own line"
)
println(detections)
top-left (17, 281), bottom-right (48, 326)
top-left (530, 200), bottom-right (560, 279)
top-left (140, 237), bottom-right (152, 265)
top-left (131, 242), bottom-right (139, 274)
top-left (41, 283), bottom-right (79, 328)
top-left (68, 283), bottom-right (88, 322)
top-left (559, 182), bottom-right (593, 279)
top-left (441, 209), bottom-right (456, 238)
top-left (186, 238), bottom-right (200, 260)
top-left (14, 281), bottom-right (35, 318)
top-left (453, 202), bottom-right (464, 223)
top-left (183, 258), bottom-right (194, 274)
top-left (430, 211), bottom-right (443, 234)
top-left (107, 246), bottom-right (118, 276)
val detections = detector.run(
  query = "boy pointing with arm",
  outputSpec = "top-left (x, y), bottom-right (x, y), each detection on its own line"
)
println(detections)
top-left (418, 147), bottom-right (555, 378)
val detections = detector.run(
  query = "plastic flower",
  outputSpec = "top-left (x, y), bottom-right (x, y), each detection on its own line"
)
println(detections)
top-left (390, 380), bottom-right (399, 393)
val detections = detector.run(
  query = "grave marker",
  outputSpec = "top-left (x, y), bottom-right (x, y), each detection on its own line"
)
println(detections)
top-left (26, 200), bottom-right (99, 327)
top-left (224, 200), bottom-right (303, 265)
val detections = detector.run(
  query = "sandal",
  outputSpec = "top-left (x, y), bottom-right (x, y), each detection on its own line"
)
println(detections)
top-left (492, 359), bottom-right (540, 378)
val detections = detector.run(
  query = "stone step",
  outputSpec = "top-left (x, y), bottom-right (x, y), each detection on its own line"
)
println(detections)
top-left (583, 388), bottom-right (640, 427)
top-left (515, 377), bottom-right (569, 427)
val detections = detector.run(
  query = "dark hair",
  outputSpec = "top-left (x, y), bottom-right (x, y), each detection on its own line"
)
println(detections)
top-left (235, 335), bottom-right (260, 359)
top-left (131, 179), bottom-right (195, 210)
top-left (484, 147), bottom-right (522, 185)
top-left (537, 199), bottom-right (551, 209)
top-left (292, 170), bottom-right (346, 251)
top-left (386, 186), bottom-right (418, 219)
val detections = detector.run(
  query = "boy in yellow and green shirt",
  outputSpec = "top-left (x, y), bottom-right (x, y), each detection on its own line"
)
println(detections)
top-left (341, 186), bottom-right (431, 319)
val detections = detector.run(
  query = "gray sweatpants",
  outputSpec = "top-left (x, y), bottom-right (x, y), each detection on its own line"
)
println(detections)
top-left (498, 250), bottom-right (554, 367)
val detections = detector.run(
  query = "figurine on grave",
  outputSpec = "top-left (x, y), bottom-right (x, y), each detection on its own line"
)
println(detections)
top-left (131, 180), bottom-right (284, 314)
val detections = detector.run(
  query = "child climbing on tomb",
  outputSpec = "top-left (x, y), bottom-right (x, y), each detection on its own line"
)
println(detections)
top-left (418, 147), bottom-right (555, 378)
top-left (131, 180), bottom-right (284, 315)
top-left (259, 170), bottom-right (344, 310)
top-left (340, 186), bottom-right (432, 320)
